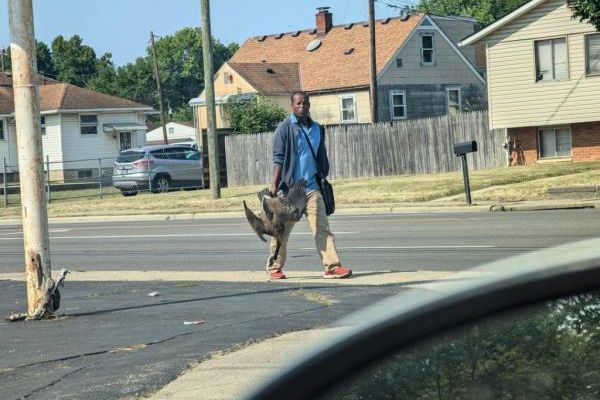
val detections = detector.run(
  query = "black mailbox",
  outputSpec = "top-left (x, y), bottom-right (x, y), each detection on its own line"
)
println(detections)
top-left (453, 140), bottom-right (478, 156)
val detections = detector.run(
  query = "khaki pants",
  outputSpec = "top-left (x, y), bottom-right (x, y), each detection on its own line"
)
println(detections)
top-left (266, 190), bottom-right (341, 273)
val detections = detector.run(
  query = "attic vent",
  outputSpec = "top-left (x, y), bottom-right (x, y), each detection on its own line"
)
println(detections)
top-left (257, 35), bottom-right (267, 42)
top-left (381, 18), bottom-right (391, 24)
top-left (344, 23), bottom-right (354, 30)
top-left (306, 39), bottom-right (322, 52)
top-left (292, 30), bottom-right (302, 37)
top-left (275, 33), bottom-right (284, 39)
top-left (343, 48), bottom-right (354, 55)
top-left (309, 28), bottom-right (317, 35)
top-left (266, 68), bottom-right (275, 74)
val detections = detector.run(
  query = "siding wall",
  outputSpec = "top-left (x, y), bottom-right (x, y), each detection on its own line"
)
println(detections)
top-left (196, 63), bottom-right (259, 130)
top-left (485, 0), bottom-right (600, 129)
top-left (60, 112), bottom-right (143, 169)
top-left (310, 90), bottom-right (371, 124)
top-left (378, 24), bottom-right (484, 86)
top-left (377, 83), bottom-right (487, 121)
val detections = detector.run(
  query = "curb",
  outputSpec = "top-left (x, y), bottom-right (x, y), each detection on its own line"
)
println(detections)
top-left (489, 202), bottom-right (599, 212)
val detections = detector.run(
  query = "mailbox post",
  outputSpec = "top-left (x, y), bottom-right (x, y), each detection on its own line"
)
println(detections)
top-left (453, 140), bottom-right (478, 205)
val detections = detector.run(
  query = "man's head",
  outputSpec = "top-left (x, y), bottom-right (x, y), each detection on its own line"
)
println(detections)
top-left (290, 91), bottom-right (310, 119)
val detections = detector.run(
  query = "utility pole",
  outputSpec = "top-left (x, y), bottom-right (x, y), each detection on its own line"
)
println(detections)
top-left (8, 0), bottom-right (54, 318)
top-left (149, 31), bottom-right (169, 145)
top-left (200, 0), bottom-right (220, 199)
top-left (368, 0), bottom-right (378, 124)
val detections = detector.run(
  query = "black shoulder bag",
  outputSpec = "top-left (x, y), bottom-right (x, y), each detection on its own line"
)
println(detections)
top-left (299, 126), bottom-right (335, 216)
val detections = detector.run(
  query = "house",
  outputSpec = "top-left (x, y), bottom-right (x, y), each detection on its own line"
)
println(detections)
top-left (0, 73), bottom-right (154, 182)
top-left (460, 0), bottom-right (600, 163)
top-left (190, 7), bottom-right (487, 129)
top-left (146, 121), bottom-right (196, 145)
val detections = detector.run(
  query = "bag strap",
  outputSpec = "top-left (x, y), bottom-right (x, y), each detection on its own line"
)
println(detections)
top-left (298, 125), bottom-right (318, 163)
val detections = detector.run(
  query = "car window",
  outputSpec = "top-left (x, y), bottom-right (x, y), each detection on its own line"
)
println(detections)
top-left (117, 150), bottom-right (145, 163)
top-left (164, 147), bottom-right (187, 160)
top-left (184, 149), bottom-right (200, 161)
top-left (149, 149), bottom-right (166, 159)
top-left (319, 292), bottom-right (600, 400)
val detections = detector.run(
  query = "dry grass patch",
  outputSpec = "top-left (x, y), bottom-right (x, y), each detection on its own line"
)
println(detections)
top-left (0, 161), bottom-right (598, 218)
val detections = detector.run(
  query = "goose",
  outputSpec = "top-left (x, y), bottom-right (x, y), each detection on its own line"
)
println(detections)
top-left (243, 179), bottom-right (307, 267)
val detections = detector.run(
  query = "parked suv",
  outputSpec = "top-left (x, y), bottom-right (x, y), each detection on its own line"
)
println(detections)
top-left (112, 144), bottom-right (203, 196)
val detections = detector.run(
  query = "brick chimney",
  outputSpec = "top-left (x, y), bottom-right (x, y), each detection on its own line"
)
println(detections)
top-left (316, 7), bottom-right (332, 36)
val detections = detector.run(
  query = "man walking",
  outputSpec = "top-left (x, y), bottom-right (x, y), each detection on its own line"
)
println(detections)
top-left (266, 91), bottom-right (352, 280)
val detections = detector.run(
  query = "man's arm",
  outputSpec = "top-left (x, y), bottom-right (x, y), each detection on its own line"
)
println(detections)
top-left (270, 163), bottom-right (282, 196)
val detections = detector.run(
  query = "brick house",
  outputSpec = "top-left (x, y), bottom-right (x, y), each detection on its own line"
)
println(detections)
top-left (460, 0), bottom-right (600, 164)
top-left (190, 7), bottom-right (486, 129)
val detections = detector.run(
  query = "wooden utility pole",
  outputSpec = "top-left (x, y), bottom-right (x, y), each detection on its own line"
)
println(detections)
top-left (368, 0), bottom-right (378, 124)
top-left (8, 0), bottom-right (54, 318)
top-left (149, 31), bottom-right (169, 145)
top-left (200, 0), bottom-right (220, 199)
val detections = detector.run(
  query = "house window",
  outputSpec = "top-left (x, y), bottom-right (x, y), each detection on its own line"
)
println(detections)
top-left (168, 127), bottom-right (175, 135)
top-left (77, 169), bottom-right (93, 179)
top-left (535, 38), bottom-right (568, 82)
top-left (40, 116), bottom-right (46, 135)
top-left (80, 114), bottom-right (98, 134)
top-left (585, 33), bottom-right (600, 76)
top-left (396, 58), bottom-right (403, 68)
top-left (389, 90), bottom-right (406, 120)
top-left (447, 88), bottom-right (462, 115)
top-left (0, 120), bottom-right (4, 140)
top-left (421, 34), bottom-right (434, 65)
top-left (538, 126), bottom-right (571, 158)
top-left (340, 95), bottom-right (356, 123)
top-left (223, 71), bottom-right (233, 84)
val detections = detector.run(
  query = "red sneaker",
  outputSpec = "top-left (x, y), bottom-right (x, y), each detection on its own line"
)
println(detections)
top-left (323, 266), bottom-right (352, 279)
top-left (267, 270), bottom-right (287, 280)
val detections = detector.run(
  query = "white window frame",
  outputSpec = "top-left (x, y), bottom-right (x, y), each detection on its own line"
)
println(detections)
top-left (534, 37), bottom-right (569, 82)
top-left (0, 119), bottom-right (4, 140)
top-left (339, 94), bottom-right (357, 123)
top-left (537, 126), bottom-right (572, 159)
top-left (40, 115), bottom-right (46, 136)
top-left (223, 71), bottom-right (233, 84)
top-left (79, 114), bottom-right (98, 135)
top-left (421, 34), bottom-right (435, 66)
top-left (585, 33), bottom-right (600, 76)
top-left (389, 90), bottom-right (407, 120)
top-left (446, 87), bottom-right (462, 114)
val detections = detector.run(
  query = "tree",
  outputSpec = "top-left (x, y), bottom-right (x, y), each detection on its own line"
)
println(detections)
top-left (51, 35), bottom-right (97, 86)
top-left (568, 0), bottom-right (600, 30)
top-left (416, 0), bottom-right (530, 26)
top-left (35, 41), bottom-right (56, 77)
top-left (225, 96), bottom-right (287, 134)
top-left (85, 53), bottom-right (119, 96)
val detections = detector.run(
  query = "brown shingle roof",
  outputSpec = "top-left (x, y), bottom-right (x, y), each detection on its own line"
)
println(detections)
top-left (230, 14), bottom-right (424, 92)
top-left (229, 62), bottom-right (301, 95)
top-left (0, 73), bottom-right (152, 114)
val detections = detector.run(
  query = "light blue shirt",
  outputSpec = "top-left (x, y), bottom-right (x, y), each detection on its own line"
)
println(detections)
top-left (290, 113), bottom-right (320, 191)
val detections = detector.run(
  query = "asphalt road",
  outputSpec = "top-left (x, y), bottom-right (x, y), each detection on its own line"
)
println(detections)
top-left (1, 209), bottom-right (599, 273)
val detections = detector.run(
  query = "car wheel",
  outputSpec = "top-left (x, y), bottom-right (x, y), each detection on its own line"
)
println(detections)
top-left (152, 175), bottom-right (171, 193)
top-left (120, 189), bottom-right (139, 197)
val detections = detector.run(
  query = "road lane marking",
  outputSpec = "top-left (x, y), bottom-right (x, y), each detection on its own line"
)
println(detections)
top-left (299, 245), bottom-right (496, 250)
top-left (0, 231), bottom-right (358, 241)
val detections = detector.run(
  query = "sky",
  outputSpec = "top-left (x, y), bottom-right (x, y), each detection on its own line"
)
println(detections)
top-left (0, 0), bottom-right (418, 66)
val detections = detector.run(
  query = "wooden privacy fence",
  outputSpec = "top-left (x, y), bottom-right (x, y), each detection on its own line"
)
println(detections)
top-left (224, 111), bottom-right (506, 187)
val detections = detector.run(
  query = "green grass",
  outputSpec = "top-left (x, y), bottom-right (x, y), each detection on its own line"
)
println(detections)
top-left (0, 161), bottom-right (598, 218)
